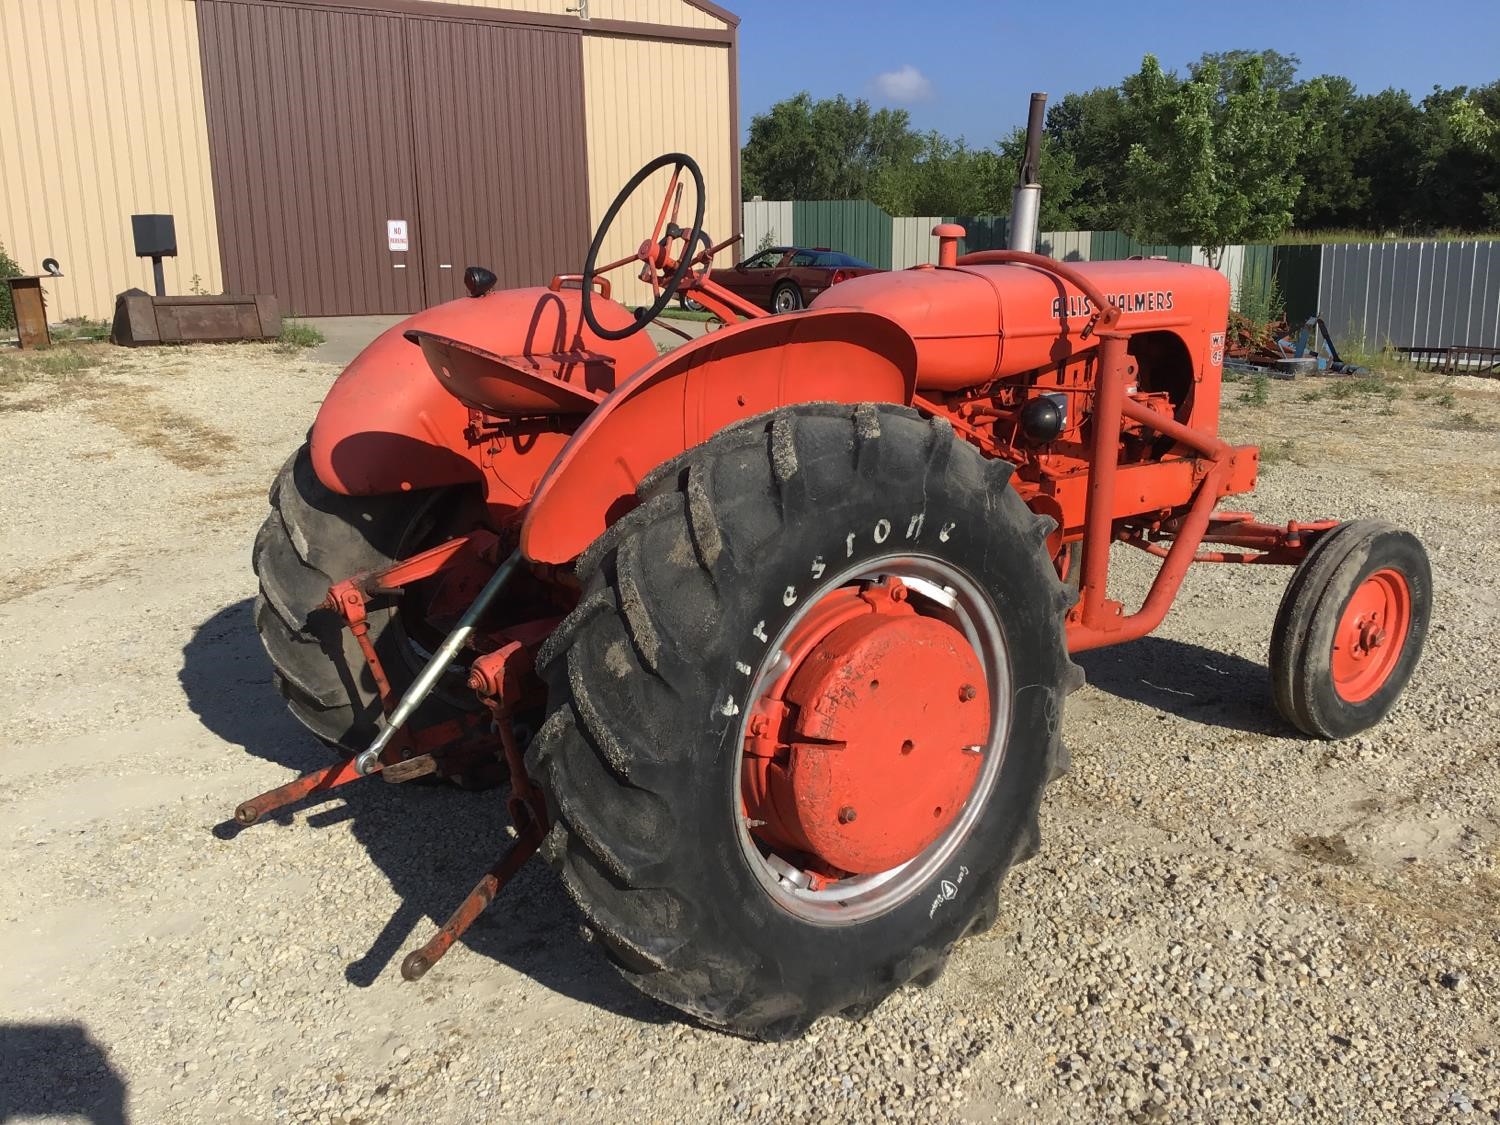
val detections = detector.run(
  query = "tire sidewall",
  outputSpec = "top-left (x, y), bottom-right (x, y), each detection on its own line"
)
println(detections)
top-left (655, 466), bottom-right (1060, 1003)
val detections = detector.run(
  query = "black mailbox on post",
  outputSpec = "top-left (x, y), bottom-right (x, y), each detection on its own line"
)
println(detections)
top-left (131, 213), bottom-right (177, 296)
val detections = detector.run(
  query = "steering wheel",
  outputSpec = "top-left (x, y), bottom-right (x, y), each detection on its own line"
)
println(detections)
top-left (581, 153), bottom-right (706, 341)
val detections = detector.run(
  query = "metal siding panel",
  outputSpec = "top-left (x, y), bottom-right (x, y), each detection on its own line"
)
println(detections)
top-left (1039, 230), bottom-right (1089, 262)
top-left (1275, 245), bottom-right (1320, 323)
top-left (891, 217), bottom-right (939, 269)
top-left (410, 20), bottom-right (588, 300)
top-left (1237, 245), bottom-right (1275, 314)
top-left (200, 1), bottom-right (426, 316)
top-left (1317, 244), bottom-right (1333, 332)
top-left (1457, 241), bottom-right (1473, 344)
top-left (1366, 243), bottom-right (1386, 346)
top-left (741, 201), bottom-right (790, 253)
top-left (582, 34), bottom-right (731, 306)
top-left (791, 201), bottom-right (892, 270)
top-left (433, 0), bottom-right (724, 27)
top-left (1439, 242), bottom-right (1462, 346)
top-left (1406, 243), bottom-right (1427, 345)
top-left (1218, 244), bottom-right (1244, 307)
top-left (1338, 245), bottom-right (1362, 346)
top-left (1474, 243), bottom-right (1499, 345)
top-left (0, 0), bottom-right (221, 319)
top-left (1092, 231), bottom-right (1127, 260)
top-left (1356, 244), bottom-right (1376, 346)
top-left (1377, 244), bottom-right (1396, 346)
top-left (1374, 244), bottom-right (1390, 344)
top-left (1323, 244), bottom-right (1356, 346)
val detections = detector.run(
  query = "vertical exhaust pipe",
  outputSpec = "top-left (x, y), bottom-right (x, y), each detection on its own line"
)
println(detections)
top-left (1008, 92), bottom-right (1047, 253)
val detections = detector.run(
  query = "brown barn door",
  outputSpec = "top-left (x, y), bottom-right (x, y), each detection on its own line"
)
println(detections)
top-left (406, 20), bottom-right (590, 303)
top-left (198, 1), bottom-right (425, 315)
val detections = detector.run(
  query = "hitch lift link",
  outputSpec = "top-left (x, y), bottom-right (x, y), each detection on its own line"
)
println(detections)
top-left (232, 542), bottom-right (548, 982)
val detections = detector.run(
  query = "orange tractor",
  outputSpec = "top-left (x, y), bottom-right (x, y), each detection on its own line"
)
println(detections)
top-left (240, 154), bottom-right (1431, 1039)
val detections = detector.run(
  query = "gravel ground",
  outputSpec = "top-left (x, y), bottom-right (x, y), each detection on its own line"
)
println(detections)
top-left (1, 341), bottom-right (1497, 1124)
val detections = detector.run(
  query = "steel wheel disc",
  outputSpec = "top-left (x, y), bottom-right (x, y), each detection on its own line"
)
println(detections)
top-left (1330, 567), bottom-right (1411, 703)
top-left (733, 554), bottom-right (1012, 925)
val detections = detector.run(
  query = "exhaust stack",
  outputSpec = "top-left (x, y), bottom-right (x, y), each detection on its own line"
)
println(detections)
top-left (1008, 92), bottom-right (1047, 254)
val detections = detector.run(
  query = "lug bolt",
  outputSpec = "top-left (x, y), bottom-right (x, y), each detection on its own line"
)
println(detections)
top-left (838, 806), bottom-right (858, 824)
top-left (958, 683), bottom-right (977, 702)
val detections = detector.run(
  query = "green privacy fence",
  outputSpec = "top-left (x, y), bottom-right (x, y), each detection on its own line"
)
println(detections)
top-left (740, 201), bottom-right (1499, 346)
top-left (792, 200), bottom-right (895, 270)
top-left (946, 215), bottom-right (1010, 256)
top-left (1088, 231), bottom-right (1193, 263)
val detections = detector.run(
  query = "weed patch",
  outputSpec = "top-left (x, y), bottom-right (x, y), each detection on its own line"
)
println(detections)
top-left (1237, 374), bottom-right (1270, 406)
top-left (0, 343), bottom-right (107, 398)
top-left (1259, 438), bottom-right (1296, 467)
top-left (276, 320), bottom-right (325, 353)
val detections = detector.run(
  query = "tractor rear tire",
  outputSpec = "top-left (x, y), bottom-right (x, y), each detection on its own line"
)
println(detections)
top-left (529, 404), bottom-right (1081, 1039)
top-left (1269, 520), bottom-right (1431, 739)
top-left (252, 443), bottom-right (482, 753)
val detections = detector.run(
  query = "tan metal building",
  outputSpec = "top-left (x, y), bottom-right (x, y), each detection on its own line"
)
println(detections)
top-left (1, 0), bottom-right (738, 320)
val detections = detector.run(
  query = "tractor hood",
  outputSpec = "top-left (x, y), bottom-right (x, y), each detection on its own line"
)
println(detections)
top-left (813, 259), bottom-right (1229, 391)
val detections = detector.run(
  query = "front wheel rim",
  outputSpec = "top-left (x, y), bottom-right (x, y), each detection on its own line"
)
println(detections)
top-left (733, 554), bottom-right (1012, 925)
top-left (1330, 567), bottom-right (1411, 703)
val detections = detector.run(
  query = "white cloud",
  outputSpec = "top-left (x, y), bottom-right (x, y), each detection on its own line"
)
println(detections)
top-left (871, 64), bottom-right (934, 105)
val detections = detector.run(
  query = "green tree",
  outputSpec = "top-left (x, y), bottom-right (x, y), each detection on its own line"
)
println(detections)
top-left (1293, 83), bottom-right (1427, 231)
top-left (1045, 86), bottom-right (1136, 229)
top-left (864, 130), bottom-right (1077, 224)
top-left (1120, 54), bottom-right (1318, 263)
top-left (1193, 49), bottom-right (1302, 97)
top-left (1417, 84), bottom-right (1500, 230)
top-left (0, 240), bottom-right (22, 333)
top-left (740, 92), bottom-right (921, 201)
top-left (870, 133), bottom-right (1001, 215)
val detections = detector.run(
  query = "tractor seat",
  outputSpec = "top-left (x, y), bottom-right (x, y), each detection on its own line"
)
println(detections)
top-left (407, 331), bottom-right (613, 417)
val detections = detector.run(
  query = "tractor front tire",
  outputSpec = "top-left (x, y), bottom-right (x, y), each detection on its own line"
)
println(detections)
top-left (1269, 520), bottom-right (1431, 739)
top-left (530, 404), bottom-right (1080, 1039)
top-left (252, 444), bottom-right (482, 753)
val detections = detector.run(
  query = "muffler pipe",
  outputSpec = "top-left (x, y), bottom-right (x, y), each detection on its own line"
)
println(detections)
top-left (1008, 92), bottom-right (1047, 254)
top-left (355, 549), bottom-right (524, 775)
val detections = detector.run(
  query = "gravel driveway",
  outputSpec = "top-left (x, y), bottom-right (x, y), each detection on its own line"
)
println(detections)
top-left (2, 341), bottom-right (1497, 1123)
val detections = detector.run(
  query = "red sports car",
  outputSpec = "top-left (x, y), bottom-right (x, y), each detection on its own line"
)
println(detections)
top-left (693, 246), bottom-right (882, 313)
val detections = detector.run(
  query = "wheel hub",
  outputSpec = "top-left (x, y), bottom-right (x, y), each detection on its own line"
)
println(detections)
top-left (1331, 568), bottom-right (1411, 703)
top-left (743, 580), bottom-right (991, 876)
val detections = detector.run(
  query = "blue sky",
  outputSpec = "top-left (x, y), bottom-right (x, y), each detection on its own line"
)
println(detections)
top-left (732, 0), bottom-right (1500, 144)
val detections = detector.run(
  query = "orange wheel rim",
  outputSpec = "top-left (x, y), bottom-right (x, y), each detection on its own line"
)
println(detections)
top-left (1330, 568), bottom-right (1410, 704)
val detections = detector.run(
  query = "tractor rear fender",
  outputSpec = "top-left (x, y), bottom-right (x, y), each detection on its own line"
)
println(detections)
top-left (520, 309), bottom-right (919, 565)
top-left (310, 318), bottom-right (483, 498)
top-left (309, 288), bottom-right (657, 506)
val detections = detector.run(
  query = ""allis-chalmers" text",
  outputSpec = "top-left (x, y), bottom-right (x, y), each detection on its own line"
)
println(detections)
top-left (1051, 291), bottom-right (1175, 318)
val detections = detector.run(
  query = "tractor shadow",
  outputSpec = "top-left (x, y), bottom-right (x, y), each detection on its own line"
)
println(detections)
top-left (179, 598), bottom-right (669, 1029)
top-left (0, 1023), bottom-right (128, 1125)
top-left (1075, 634), bottom-right (1296, 735)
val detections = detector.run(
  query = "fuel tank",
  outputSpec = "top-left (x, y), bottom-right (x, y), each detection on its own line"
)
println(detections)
top-left (813, 259), bottom-right (1229, 391)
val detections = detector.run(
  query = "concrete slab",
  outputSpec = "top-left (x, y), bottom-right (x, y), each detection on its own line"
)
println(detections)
top-left (645, 315), bottom-right (716, 352)
top-left (304, 314), bottom-right (404, 366)
top-left (305, 311), bottom-right (717, 368)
